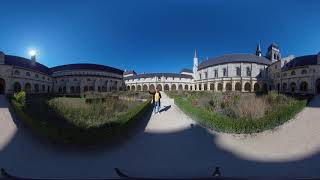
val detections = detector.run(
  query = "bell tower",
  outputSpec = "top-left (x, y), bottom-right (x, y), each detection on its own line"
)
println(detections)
top-left (193, 49), bottom-right (198, 79)
top-left (267, 42), bottom-right (281, 62)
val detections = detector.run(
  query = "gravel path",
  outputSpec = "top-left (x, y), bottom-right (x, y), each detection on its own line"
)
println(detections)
top-left (0, 93), bottom-right (320, 179)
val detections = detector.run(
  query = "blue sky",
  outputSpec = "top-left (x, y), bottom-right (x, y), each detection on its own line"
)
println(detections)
top-left (0, 0), bottom-right (319, 73)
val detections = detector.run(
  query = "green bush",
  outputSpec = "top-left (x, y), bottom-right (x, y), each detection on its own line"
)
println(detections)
top-left (13, 91), bottom-right (26, 106)
top-left (172, 92), bottom-right (307, 134)
top-left (10, 96), bottom-right (151, 145)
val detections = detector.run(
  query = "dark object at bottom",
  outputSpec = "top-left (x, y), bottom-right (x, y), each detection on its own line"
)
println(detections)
top-left (212, 167), bottom-right (221, 177)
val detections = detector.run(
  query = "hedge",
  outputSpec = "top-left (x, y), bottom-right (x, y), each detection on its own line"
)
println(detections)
top-left (173, 96), bottom-right (307, 134)
top-left (10, 99), bottom-right (151, 145)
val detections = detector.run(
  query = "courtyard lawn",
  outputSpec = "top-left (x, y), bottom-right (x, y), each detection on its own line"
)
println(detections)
top-left (167, 91), bottom-right (307, 134)
top-left (10, 91), bottom-right (151, 145)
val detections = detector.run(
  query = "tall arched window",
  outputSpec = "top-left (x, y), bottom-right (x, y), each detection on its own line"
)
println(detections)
top-left (246, 67), bottom-right (251, 76)
top-left (291, 71), bottom-right (296, 76)
top-left (301, 69), bottom-right (307, 74)
top-left (236, 67), bottom-right (241, 76)
top-left (223, 68), bottom-right (227, 77)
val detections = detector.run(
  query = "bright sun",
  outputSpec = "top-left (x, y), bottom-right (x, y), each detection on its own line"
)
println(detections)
top-left (29, 50), bottom-right (36, 56)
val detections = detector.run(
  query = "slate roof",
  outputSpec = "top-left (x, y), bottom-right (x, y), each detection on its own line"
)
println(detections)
top-left (180, 68), bottom-right (193, 73)
top-left (123, 70), bottom-right (136, 75)
top-left (124, 73), bottom-right (193, 80)
top-left (4, 55), bottom-right (51, 75)
top-left (283, 55), bottom-right (318, 70)
top-left (198, 53), bottom-right (272, 70)
top-left (50, 63), bottom-right (123, 75)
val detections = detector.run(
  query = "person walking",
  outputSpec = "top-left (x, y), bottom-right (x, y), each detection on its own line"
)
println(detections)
top-left (149, 88), bottom-right (162, 114)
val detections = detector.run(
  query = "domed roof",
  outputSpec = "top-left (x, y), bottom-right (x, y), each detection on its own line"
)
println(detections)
top-left (198, 53), bottom-right (271, 70)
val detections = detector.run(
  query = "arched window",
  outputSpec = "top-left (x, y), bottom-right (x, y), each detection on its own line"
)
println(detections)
top-left (13, 82), bottom-right (21, 93)
top-left (223, 68), bottom-right (227, 77)
top-left (254, 83), bottom-right (260, 92)
top-left (235, 82), bottom-right (241, 91)
top-left (34, 84), bottom-right (39, 93)
top-left (218, 83), bottom-right (223, 91)
top-left (26, 72), bottom-right (31, 76)
top-left (291, 71), bottom-right (296, 76)
top-left (14, 70), bottom-right (20, 75)
top-left (246, 67), bottom-right (251, 76)
top-left (282, 83), bottom-right (287, 91)
top-left (226, 83), bottom-right (232, 91)
top-left (87, 78), bottom-right (91, 81)
top-left (214, 69), bottom-right (218, 77)
top-left (236, 67), bottom-right (241, 76)
top-left (274, 53), bottom-right (277, 59)
top-left (35, 74), bottom-right (39, 78)
top-left (283, 73), bottom-right (287, 77)
top-left (300, 82), bottom-right (308, 92)
top-left (301, 69), bottom-right (307, 74)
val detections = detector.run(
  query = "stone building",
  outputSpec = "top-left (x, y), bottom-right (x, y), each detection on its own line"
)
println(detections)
top-left (125, 43), bottom-right (320, 95)
top-left (0, 51), bottom-right (124, 95)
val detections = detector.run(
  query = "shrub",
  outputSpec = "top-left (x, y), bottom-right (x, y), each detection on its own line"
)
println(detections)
top-left (13, 91), bottom-right (26, 106)
top-left (172, 91), bottom-right (306, 134)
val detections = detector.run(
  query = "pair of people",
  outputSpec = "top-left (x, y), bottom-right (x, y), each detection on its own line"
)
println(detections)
top-left (149, 88), bottom-right (162, 114)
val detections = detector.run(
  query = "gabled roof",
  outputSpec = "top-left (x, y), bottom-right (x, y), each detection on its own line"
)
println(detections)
top-left (124, 73), bottom-right (193, 80)
top-left (180, 68), bottom-right (193, 73)
top-left (4, 55), bottom-right (51, 75)
top-left (283, 55), bottom-right (318, 70)
top-left (50, 63), bottom-right (123, 75)
top-left (198, 53), bottom-right (271, 70)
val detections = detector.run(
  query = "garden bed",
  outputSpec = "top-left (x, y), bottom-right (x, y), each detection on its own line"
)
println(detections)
top-left (10, 91), bottom-right (151, 145)
top-left (167, 91), bottom-right (307, 134)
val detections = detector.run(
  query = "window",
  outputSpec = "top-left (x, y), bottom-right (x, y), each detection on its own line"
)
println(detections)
top-left (35, 74), bottom-right (39, 78)
top-left (42, 76), bottom-right (45, 80)
top-left (283, 73), bottom-right (287, 77)
top-left (214, 69), bottom-right (218, 77)
top-left (199, 73), bottom-right (202, 80)
top-left (236, 67), bottom-right (241, 76)
top-left (246, 67), bottom-right (251, 76)
top-left (291, 71), bottom-right (296, 76)
top-left (87, 78), bottom-right (91, 81)
top-left (223, 68), bottom-right (227, 77)
top-left (301, 69), bottom-right (307, 74)
top-left (26, 72), bottom-right (31, 76)
top-left (275, 65), bottom-right (277, 69)
top-left (204, 72), bottom-right (208, 79)
top-left (14, 70), bottom-right (20, 75)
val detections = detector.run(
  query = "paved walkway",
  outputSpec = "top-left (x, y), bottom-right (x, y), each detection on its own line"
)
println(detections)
top-left (0, 93), bottom-right (320, 179)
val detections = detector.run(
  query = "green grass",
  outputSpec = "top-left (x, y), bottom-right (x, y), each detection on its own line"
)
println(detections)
top-left (10, 93), bottom-right (151, 145)
top-left (168, 91), bottom-right (307, 134)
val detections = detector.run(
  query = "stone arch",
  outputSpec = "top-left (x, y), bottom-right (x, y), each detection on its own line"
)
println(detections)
top-left (244, 82), bottom-right (251, 91)
top-left (70, 86), bottom-right (75, 93)
top-left (316, 79), bottom-right (320, 94)
top-left (149, 84), bottom-right (155, 91)
top-left (262, 83), bottom-right (268, 93)
top-left (137, 85), bottom-right (142, 91)
top-left (143, 84), bottom-right (148, 91)
top-left (235, 82), bottom-right (241, 91)
top-left (290, 82), bottom-right (296, 93)
top-left (164, 84), bottom-right (169, 91)
top-left (84, 86), bottom-right (89, 92)
top-left (198, 84), bottom-right (202, 91)
top-left (127, 86), bottom-right (130, 90)
top-left (217, 83), bottom-right (223, 91)
top-left (300, 81), bottom-right (308, 92)
top-left (178, 84), bottom-right (183, 91)
top-left (254, 83), bottom-right (260, 92)
top-left (282, 83), bottom-right (287, 92)
top-left (24, 83), bottom-right (31, 93)
top-left (190, 85), bottom-right (193, 91)
top-left (13, 82), bottom-right (21, 93)
top-left (184, 84), bottom-right (188, 90)
top-left (0, 78), bottom-right (5, 94)
top-left (131, 85), bottom-right (136, 91)
top-left (226, 82), bottom-right (232, 91)
top-left (156, 84), bottom-right (162, 91)
top-left (210, 83), bottom-right (214, 91)
top-left (204, 84), bottom-right (208, 90)
top-left (171, 84), bottom-right (177, 91)
top-left (194, 85), bottom-right (197, 91)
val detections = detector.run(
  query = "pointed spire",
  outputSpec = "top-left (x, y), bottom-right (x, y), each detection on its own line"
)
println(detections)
top-left (256, 43), bottom-right (262, 57)
top-left (194, 49), bottom-right (197, 58)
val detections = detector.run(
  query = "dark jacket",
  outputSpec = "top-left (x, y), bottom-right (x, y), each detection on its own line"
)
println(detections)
top-left (149, 91), bottom-right (161, 106)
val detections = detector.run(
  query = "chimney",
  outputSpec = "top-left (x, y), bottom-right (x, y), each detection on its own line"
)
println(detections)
top-left (31, 54), bottom-right (36, 66)
top-left (0, 51), bottom-right (4, 64)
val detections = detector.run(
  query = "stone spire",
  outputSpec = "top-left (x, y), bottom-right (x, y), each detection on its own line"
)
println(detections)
top-left (193, 48), bottom-right (199, 79)
top-left (256, 43), bottom-right (262, 57)
top-left (194, 48), bottom-right (197, 59)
